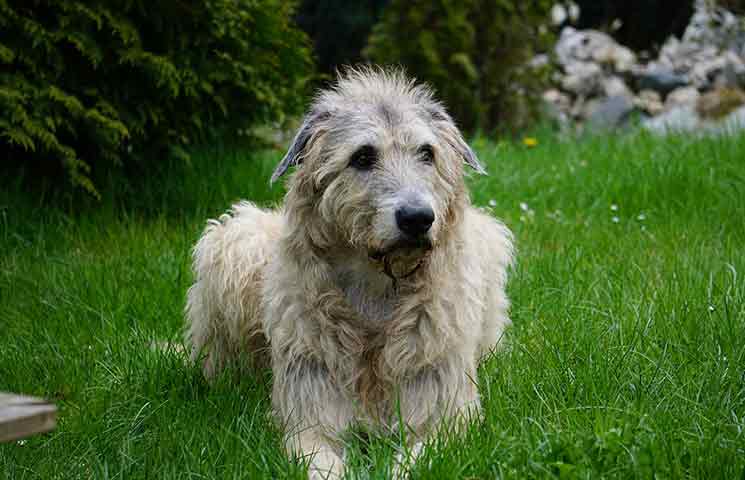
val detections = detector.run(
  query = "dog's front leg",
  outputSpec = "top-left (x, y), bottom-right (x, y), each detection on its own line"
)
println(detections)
top-left (287, 429), bottom-right (344, 480)
top-left (398, 358), bottom-right (480, 429)
top-left (274, 356), bottom-right (353, 479)
top-left (391, 357), bottom-right (480, 476)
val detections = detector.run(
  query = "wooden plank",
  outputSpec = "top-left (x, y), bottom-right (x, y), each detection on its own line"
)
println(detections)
top-left (0, 393), bottom-right (57, 442)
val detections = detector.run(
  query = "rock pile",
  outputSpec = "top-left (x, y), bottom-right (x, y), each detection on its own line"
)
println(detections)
top-left (543, 0), bottom-right (745, 135)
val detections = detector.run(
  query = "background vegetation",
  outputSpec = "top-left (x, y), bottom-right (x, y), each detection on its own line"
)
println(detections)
top-left (0, 0), bottom-right (313, 196)
top-left (295, 0), bottom-right (387, 75)
top-left (2, 0), bottom-right (711, 195)
top-left (364, 0), bottom-right (555, 134)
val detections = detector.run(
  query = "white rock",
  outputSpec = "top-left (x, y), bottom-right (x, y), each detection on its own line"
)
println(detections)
top-left (561, 61), bottom-right (603, 96)
top-left (555, 27), bottom-right (637, 73)
top-left (691, 55), bottom-right (728, 87)
top-left (713, 105), bottom-right (745, 134)
top-left (665, 86), bottom-right (700, 110)
top-left (697, 87), bottom-right (745, 119)
top-left (658, 36), bottom-right (681, 65)
top-left (655, 0), bottom-right (745, 84)
top-left (718, 51), bottom-right (745, 88)
top-left (643, 105), bottom-right (701, 134)
top-left (543, 88), bottom-right (572, 110)
top-left (581, 97), bottom-right (602, 120)
top-left (635, 90), bottom-right (664, 115)
top-left (586, 95), bottom-right (635, 130)
top-left (542, 88), bottom-right (572, 125)
top-left (683, 0), bottom-right (745, 53)
top-left (603, 76), bottom-right (633, 99)
top-left (597, 44), bottom-right (637, 72)
top-left (635, 68), bottom-right (689, 96)
top-left (568, 2), bottom-right (580, 22)
top-left (555, 27), bottom-right (582, 66)
top-left (551, 4), bottom-right (568, 26)
top-left (644, 104), bottom-right (745, 136)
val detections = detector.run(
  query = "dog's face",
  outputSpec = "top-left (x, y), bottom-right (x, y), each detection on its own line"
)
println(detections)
top-left (273, 69), bottom-right (485, 277)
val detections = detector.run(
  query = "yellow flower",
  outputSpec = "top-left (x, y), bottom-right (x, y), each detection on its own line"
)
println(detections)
top-left (523, 137), bottom-right (538, 148)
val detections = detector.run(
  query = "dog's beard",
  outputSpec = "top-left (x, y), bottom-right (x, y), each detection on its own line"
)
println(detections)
top-left (370, 237), bottom-right (432, 280)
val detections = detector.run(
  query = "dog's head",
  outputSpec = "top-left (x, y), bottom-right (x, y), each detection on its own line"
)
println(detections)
top-left (273, 67), bottom-right (485, 278)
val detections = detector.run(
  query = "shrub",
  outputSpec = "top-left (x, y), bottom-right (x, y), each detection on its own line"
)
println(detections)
top-left (364, 0), bottom-right (554, 134)
top-left (295, 0), bottom-right (388, 74)
top-left (0, 0), bottom-right (313, 196)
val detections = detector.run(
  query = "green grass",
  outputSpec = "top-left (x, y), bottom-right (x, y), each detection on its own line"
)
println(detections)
top-left (1, 132), bottom-right (744, 479)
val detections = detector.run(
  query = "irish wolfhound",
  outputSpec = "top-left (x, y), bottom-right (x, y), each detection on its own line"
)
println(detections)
top-left (186, 68), bottom-right (514, 478)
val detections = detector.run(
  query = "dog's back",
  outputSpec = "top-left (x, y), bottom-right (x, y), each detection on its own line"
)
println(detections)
top-left (185, 201), bottom-right (281, 377)
top-left (462, 207), bottom-right (515, 356)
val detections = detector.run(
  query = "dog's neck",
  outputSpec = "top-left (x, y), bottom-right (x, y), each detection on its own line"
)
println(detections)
top-left (327, 251), bottom-right (398, 325)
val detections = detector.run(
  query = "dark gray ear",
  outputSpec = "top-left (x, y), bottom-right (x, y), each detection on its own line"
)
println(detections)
top-left (270, 112), bottom-right (327, 184)
top-left (429, 107), bottom-right (486, 175)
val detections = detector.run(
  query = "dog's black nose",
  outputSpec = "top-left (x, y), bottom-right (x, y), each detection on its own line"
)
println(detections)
top-left (396, 205), bottom-right (435, 237)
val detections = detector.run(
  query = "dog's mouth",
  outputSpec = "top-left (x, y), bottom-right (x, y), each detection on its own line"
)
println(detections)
top-left (369, 236), bottom-right (432, 281)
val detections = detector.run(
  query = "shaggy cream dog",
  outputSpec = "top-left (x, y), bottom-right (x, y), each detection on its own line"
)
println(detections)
top-left (185, 68), bottom-right (514, 478)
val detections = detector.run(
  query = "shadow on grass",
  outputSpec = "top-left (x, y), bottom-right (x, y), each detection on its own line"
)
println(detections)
top-left (1, 141), bottom-right (286, 223)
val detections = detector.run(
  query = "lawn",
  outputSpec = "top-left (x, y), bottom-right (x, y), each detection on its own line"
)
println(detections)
top-left (1, 132), bottom-right (744, 479)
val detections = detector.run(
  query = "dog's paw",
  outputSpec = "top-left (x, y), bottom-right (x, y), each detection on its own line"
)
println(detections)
top-left (308, 448), bottom-right (344, 480)
top-left (392, 442), bottom-right (424, 479)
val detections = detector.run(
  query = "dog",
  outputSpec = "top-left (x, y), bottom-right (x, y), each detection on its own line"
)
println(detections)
top-left (185, 67), bottom-right (514, 478)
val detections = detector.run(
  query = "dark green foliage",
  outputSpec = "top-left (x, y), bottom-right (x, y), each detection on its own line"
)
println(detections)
top-left (718, 0), bottom-right (745, 14)
top-left (365, 0), bottom-right (554, 134)
top-left (0, 0), bottom-right (313, 196)
top-left (296, 0), bottom-right (388, 74)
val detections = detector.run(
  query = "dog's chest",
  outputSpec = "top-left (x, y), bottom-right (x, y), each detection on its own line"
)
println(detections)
top-left (341, 282), bottom-right (396, 324)
top-left (330, 259), bottom-right (402, 412)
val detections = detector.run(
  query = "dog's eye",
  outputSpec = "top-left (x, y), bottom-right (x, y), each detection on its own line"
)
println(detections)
top-left (349, 145), bottom-right (377, 170)
top-left (418, 144), bottom-right (435, 165)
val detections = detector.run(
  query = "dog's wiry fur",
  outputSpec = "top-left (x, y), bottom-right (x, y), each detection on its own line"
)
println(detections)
top-left (186, 68), bottom-right (514, 478)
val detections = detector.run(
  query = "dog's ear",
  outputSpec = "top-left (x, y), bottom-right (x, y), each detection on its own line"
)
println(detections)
top-left (271, 111), bottom-right (328, 184)
top-left (451, 137), bottom-right (486, 175)
top-left (429, 106), bottom-right (487, 175)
